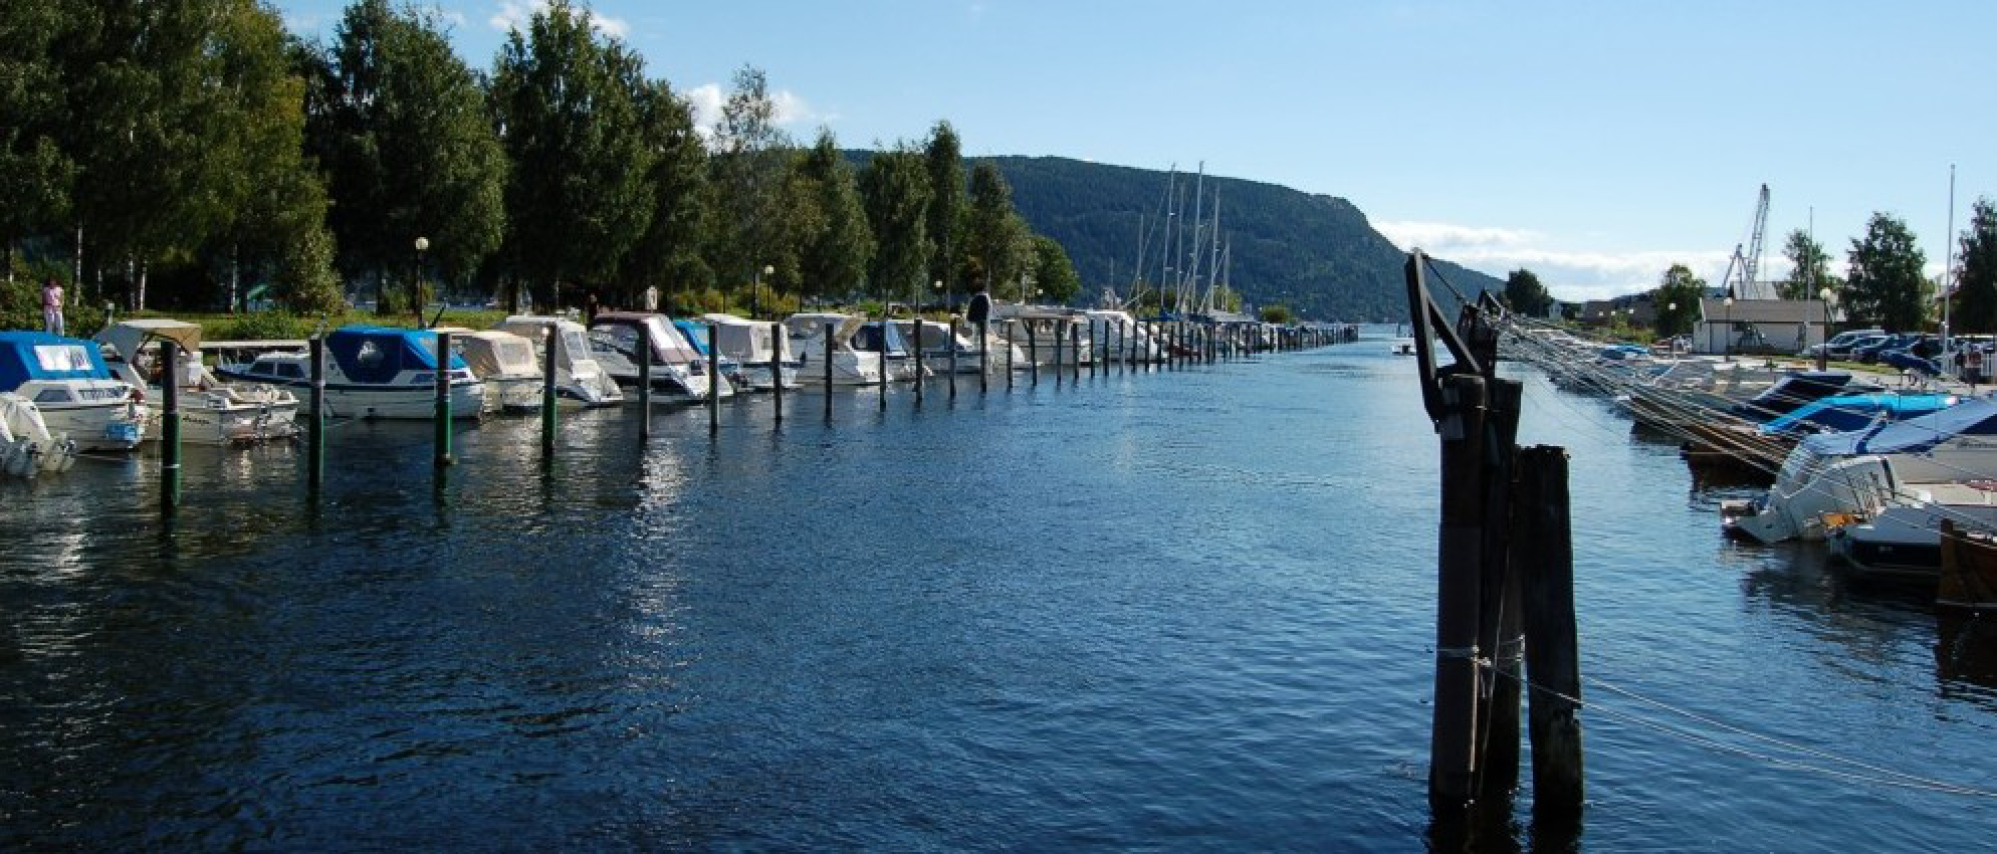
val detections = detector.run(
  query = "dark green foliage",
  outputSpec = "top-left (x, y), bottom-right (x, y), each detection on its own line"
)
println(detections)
top-left (1030, 234), bottom-right (1079, 303)
top-left (1953, 200), bottom-right (1997, 334)
top-left (794, 131), bottom-right (872, 300)
top-left (963, 161), bottom-right (1029, 297)
top-left (1776, 229), bottom-right (1842, 301)
top-left (1502, 268), bottom-right (1553, 317)
top-left (1845, 212), bottom-right (1929, 331)
top-left (1651, 264), bottom-right (1704, 337)
top-left (622, 78), bottom-right (712, 301)
top-left (492, 0), bottom-right (653, 309)
top-left (1260, 304), bottom-right (1294, 324)
top-left (705, 65), bottom-right (796, 298)
top-left (924, 121), bottom-right (965, 300)
top-left (0, 0), bottom-right (74, 273)
top-left (859, 148), bottom-right (931, 305)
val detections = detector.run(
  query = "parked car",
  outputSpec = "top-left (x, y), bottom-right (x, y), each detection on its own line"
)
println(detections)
top-left (1855, 333), bottom-right (1920, 364)
top-left (1804, 328), bottom-right (1886, 360)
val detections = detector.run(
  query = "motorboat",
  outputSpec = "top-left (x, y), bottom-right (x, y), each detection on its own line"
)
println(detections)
top-left (784, 313), bottom-right (884, 386)
top-left (850, 319), bottom-right (926, 381)
top-left (892, 319), bottom-right (982, 374)
top-left (1938, 520), bottom-right (1997, 610)
top-left (0, 331), bottom-right (147, 451)
top-left (586, 312), bottom-right (731, 404)
top-left (696, 314), bottom-right (799, 391)
top-left (216, 325), bottom-right (483, 419)
top-left (1722, 396), bottom-right (1997, 544)
top-left (0, 392), bottom-right (78, 476)
top-left (1828, 488), bottom-right (1997, 582)
top-left (492, 316), bottom-right (624, 408)
top-left (97, 319), bottom-right (299, 444)
top-left (1083, 309), bottom-right (1162, 364)
top-left (448, 329), bottom-right (543, 413)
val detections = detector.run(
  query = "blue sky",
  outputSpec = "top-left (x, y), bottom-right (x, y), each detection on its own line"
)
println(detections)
top-left (275, 0), bottom-right (1994, 301)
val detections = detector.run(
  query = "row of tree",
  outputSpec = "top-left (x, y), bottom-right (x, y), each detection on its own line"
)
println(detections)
top-left (1496, 203), bottom-right (1997, 337)
top-left (0, 0), bottom-right (1081, 317)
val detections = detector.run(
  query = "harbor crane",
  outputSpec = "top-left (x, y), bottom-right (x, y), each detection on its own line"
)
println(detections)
top-left (1724, 184), bottom-right (1772, 299)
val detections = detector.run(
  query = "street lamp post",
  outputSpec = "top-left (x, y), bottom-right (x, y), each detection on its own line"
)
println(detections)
top-left (413, 236), bottom-right (429, 326)
top-left (1668, 302), bottom-right (1678, 354)
top-left (1818, 286), bottom-right (1834, 371)
top-left (1723, 295), bottom-right (1735, 362)
top-left (752, 264), bottom-right (773, 318)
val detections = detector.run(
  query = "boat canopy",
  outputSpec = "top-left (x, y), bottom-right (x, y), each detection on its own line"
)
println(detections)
top-left (1803, 395), bottom-right (1997, 457)
top-left (96, 319), bottom-right (203, 360)
top-left (0, 331), bottom-right (114, 390)
top-left (703, 314), bottom-right (794, 362)
top-left (672, 320), bottom-right (711, 357)
top-left (850, 320), bottom-right (912, 357)
top-left (325, 326), bottom-right (466, 384)
top-left (590, 312), bottom-right (702, 365)
top-left (1760, 393), bottom-right (1958, 437)
top-left (1730, 371), bottom-right (1876, 421)
top-left (786, 312), bottom-right (868, 345)
top-left (456, 330), bottom-right (540, 378)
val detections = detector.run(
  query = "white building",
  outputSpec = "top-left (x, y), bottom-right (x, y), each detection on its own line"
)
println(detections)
top-left (1695, 297), bottom-right (1839, 355)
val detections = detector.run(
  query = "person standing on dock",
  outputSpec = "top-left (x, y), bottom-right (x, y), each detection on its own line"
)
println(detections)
top-left (42, 277), bottom-right (64, 335)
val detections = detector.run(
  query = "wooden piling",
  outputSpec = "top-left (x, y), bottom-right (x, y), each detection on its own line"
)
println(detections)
top-left (824, 321), bottom-right (834, 420)
top-left (1053, 321), bottom-right (1064, 386)
top-left (771, 322), bottom-right (784, 423)
top-left (540, 325), bottom-right (557, 454)
top-left (637, 322), bottom-right (652, 440)
top-left (1029, 324), bottom-right (1039, 385)
top-left (1005, 321), bottom-right (1014, 390)
top-left (1517, 445), bottom-right (1584, 821)
top-left (1072, 321), bottom-right (1081, 382)
top-left (1477, 379), bottom-right (1525, 802)
top-left (434, 330), bottom-right (453, 467)
top-left (1429, 372), bottom-right (1487, 816)
top-left (708, 320), bottom-right (720, 433)
top-left (877, 319), bottom-right (888, 411)
top-left (979, 320), bottom-right (989, 393)
top-left (948, 317), bottom-right (958, 399)
top-left (308, 335), bottom-right (326, 491)
top-left (914, 317), bottom-right (925, 403)
top-left (160, 338), bottom-right (181, 516)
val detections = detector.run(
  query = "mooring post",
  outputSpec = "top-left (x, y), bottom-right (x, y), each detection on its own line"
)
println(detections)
top-left (770, 322), bottom-right (784, 424)
top-left (1072, 321), bottom-right (1082, 382)
top-left (160, 338), bottom-right (181, 517)
top-left (434, 330), bottom-right (453, 468)
top-left (1430, 372), bottom-right (1487, 817)
top-left (877, 319), bottom-right (888, 412)
top-left (948, 317), bottom-right (959, 399)
top-left (1476, 379), bottom-right (1525, 803)
top-left (914, 318), bottom-right (925, 404)
top-left (1053, 321), bottom-right (1065, 387)
top-left (979, 320), bottom-right (990, 393)
top-left (709, 320), bottom-right (721, 433)
top-left (540, 325), bottom-right (557, 455)
top-left (308, 335), bottom-right (326, 493)
top-left (824, 321), bottom-right (834, 420)
top-left (1005, 321), bottom-right (1015, 390)
top-left (1518, 444), bottom-right (1584, 822)
top-left (637, 322), bottom-right (652, 441)
top-left (1029, 323), bottom-right (1039, 385)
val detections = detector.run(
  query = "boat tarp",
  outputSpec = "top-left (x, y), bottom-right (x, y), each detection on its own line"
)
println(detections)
top-left (1761, 393), bottom-right (1957, 436)
top-left (325, 326), bottom-right (465, 384)
top-left (0, 331), bottom-right (114, 390)
top-left (703, 314), bottom-right (793, 362)
top-left (851, 320), bottom-right (912, 357)
top-left (671, 320), bottom-right (710, 357)
top-left (591, 313), bottom-right (702, 365)
top-left (458, 331), bottom-right (540, 378)
top-left (96, 319), bottom-right (203, 360)
top-left (785, 313), bottom-right (868, 346)
top-left (1803, 395), bottom-right (1997, 457)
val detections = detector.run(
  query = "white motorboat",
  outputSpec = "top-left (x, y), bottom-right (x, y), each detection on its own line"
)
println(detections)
top-left (1828, 487), bottom-right (1997, 581)
top-left (849, 319), bottom-right (925, 381)
top-left (587, 312), bottom-right (731, 404)
top-left (448, 329), bottom-right (544, 413)
top-left (1722, 396), bottom-right (1997, 544)
top-left (493, 316), bottom-right (624, 408)
top-left (0, 392), bottom-right (78, 476)
top-left (784, 313), bottom-right (885, 386)
top-left (215, 325), bottom-right (483, 419)
top-left (1083, 309), bottom-right (1161, 364)
top-left (699, 313), bottom-right (799, 390)
top-left (97, 319), bottom-right (299, 444)
top-left (0, 331), bottom-right (147, 451)
top-left (893, 319), bottom-right (982, 374)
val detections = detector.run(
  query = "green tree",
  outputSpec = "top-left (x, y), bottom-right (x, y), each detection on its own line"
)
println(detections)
top-left (1030, 235), bottom-right (1080, 304)
top-left (1845, 212), bottom-right (1929, 331)
top-left (620, 78), bottom-right (712, 304)
top-left (305, 0), bottom-right (506, 314)
top-left (858, 147), bottom-right (931, 308)
top-left (706, 65), bottom-right (796, 300)
top-left (1953, 200), bottom-right (1997, 334)
top-left (1260, 304), bottom-right (1295, 324)
top-left (1775, 229), bottom-right (1843, 301)
top-left (794, 130), bottom-right (872, 301)
top-left (1501, 268), bottom-right (1553, 316)
top-left (923, 121), bottom-right (965, 305)
top-left (1652, 264), bottom-right (1705, 337)
top-left (963, 161), bottom-right (1029, 296)
top-left (491, 0), bottom-right (653, 309)
top-left (0, 0), bottom-right (74, 286)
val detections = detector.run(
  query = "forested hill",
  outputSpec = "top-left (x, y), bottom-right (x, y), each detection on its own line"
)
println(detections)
top-left (987, 156), bottom-right (1501, 321)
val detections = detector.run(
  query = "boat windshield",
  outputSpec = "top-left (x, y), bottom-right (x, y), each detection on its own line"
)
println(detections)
top-left (34, 344), bottom-right (95, 372)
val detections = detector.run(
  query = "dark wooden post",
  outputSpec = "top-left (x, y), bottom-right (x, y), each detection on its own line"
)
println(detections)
top-left (159, 338), bottom-right (181, 516)
top-left (913, 318), bottom-right (925, 403)
top-left (824, 321), bottom-right (835, 420)
top-left (948, 318), bottom-right (959, 399)
top-left (434, 330), bottom-right (453, 467)
top-left (540, 325), bottom-right (557, 455)
top-left (877, 319), bottom-right (888, 411)
top-left (1072, 320), bottom-right (1081, 382)
top-left (1430, 372), bottom-right (1487, 816)
top-left (637, 322), bottom-right (652, 440)
top-left (708, 320), bottom-right (720, 433)
top-left (1477, 379), bottom-right (1525, 802)
top-left (979, 320), bottom-right (989, 394)
top-left (307, 336), bottom-right (326, 492)
top-left (1053, 320), bottom-right (1064, 386)
top-left (770, 322), bottom-right (784, 423)
top-left (1028, 323), bottom-right (1039, 385)
top-left (1005, 321), bottom-right (1015, 390)
top-left (1518, 445), bottom-right (1584, 821)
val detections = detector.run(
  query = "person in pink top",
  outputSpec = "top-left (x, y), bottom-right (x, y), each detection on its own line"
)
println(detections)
top-left (42, 277), bottom-right (64, 336)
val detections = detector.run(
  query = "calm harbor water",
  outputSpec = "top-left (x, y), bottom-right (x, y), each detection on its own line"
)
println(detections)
top-left (3, 333), bottom-right (1994, 850)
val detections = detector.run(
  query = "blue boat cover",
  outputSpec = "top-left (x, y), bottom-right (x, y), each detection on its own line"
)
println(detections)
top-left (851, 321), bottom-right (911, 357)
top-left (672, 320), bottom-right (710, 357)
top-left (1731, 371), bottom-right (1876, 421)
top-left (1760, 393), bottom-right (1957, 437)
top-left (326, 325), bottom-right (466, 384)
top-left (0, 331), bottom-right (113, 391)
top-left (1801, 394), bottom-right (1997, 457)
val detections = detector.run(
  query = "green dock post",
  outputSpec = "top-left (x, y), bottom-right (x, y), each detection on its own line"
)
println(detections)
top-left (877, 319), bottom-right (888, 412)
top-left (914, 318), bottom-right (925, 404)
top-left (771, 322), bottom-right (784, 424)
top-left (434, 330), bottom-right (453, 467)
top-left (308, 336), bottom-right (325, 492)
top-left (160, 338), bottom-right (181, 516)
top-left (540, 325), bottom-right (557, 454)
top-left (949, 317), bottom-right (959, 399)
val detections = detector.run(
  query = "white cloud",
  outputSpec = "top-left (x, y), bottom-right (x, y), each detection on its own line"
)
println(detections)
top-left (685, 82), bottom-right (834, 143)
top-left (489, 0), bottom-right (627, 39)
top-left (1374, 218), bottom-right (1733, 303)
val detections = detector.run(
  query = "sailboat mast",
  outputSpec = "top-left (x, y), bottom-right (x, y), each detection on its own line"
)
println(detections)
top-left (1185, 162), bottom-right (1205, 314)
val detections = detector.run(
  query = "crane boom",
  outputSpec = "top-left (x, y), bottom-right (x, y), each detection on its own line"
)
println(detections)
top-left (1742, 183), bottom-right (1770, 296)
